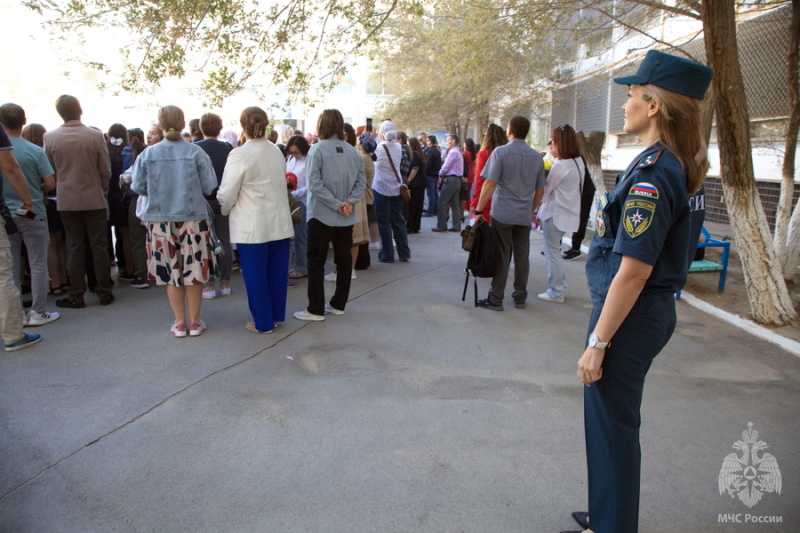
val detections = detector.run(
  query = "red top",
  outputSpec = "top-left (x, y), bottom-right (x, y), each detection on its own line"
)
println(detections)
top-left (470, 149), bottom-right (492, 222)
top-left (462, 150), bottom-right (475, 183)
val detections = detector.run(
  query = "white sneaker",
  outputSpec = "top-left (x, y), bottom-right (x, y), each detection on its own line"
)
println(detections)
top-left (293, 310), bottom-right (326, 322)
top-left (324, 272), bottom-right (337, 282)
top-left (202, 288), bottom-right (217, 299)
top-left (27, 310), bottom-right (61, 326)
top-left (351, 271), bottom-right (357, 280)
top-left (369, 242), bottom-right (380, 250)
top-left (537, 291), bottom-right (565, 303)
top-left (324, 304), bottom-right (345, 315)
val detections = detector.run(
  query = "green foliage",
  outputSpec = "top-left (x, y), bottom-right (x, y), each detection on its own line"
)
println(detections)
top-left (377, 0), bottom-right (571, 132)
top-left (26, 0), bottom-right (403, 105)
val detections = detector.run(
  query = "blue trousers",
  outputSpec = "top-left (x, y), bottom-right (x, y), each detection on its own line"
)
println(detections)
top-left (583, 292), bottom-right (676, 533)
top-left (425, 176), bottom-right (438, 215)
top-left (373, 191), bottom-right (411, 263)
top-left (237, 239), bottom-right (291, 332)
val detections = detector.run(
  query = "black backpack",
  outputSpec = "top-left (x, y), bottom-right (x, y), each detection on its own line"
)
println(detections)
top-left (577, 156), bottom-right (596, 213)
top-left (461, 220), bottom-right (499, 306)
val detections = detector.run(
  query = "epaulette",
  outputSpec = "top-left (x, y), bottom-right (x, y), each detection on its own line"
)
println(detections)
top-left (636, 149), bottom-right (664, 169)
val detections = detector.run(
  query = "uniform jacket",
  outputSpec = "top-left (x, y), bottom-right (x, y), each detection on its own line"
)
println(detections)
top-left (586, 142), bottom-right (697, 307)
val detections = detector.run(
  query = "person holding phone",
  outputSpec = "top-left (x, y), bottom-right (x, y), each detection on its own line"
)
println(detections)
top-left (0, 122), bottom-right (43, 351)
top-left (0, 103), bottom-right (60, 327)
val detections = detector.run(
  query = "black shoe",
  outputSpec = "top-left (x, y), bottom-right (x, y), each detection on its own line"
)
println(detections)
top-left (563, 249), bottom-right (582, 260)
top-left (571, 511), bottom-right (589, 529)
top-left (56, 298), bottom-right (85, 309)
top-left (130, 278), bottom-right (150, 289)
top-left (100, 294), bottom-right (115, 306)
top-left (476, 298), bottom-right (503, 311)
top-left (514, 301), bottom-right (526, 309)
top-left (431, 228), bottom-right (447, 232)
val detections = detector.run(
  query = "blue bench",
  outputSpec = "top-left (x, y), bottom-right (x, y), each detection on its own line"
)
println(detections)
top-left (676, 227), bottom-right (730, 300)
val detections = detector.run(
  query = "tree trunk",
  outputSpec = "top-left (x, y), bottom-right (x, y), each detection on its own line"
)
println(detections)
top-left (703, 0), bottom-right (796, 325)
top-left (699, 85), bottom-right (716, 147)
top-left (776, 0), bottom-right (800, 280)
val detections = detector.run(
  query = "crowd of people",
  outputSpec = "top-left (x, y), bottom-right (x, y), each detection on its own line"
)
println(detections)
top-left (0, 96), bottom-right (600, 346)
top-left (1, 48), bottom-right (714, 532)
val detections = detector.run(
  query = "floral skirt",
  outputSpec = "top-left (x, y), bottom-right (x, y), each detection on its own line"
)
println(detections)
top-left (146, 220), bottom-right (218, 286)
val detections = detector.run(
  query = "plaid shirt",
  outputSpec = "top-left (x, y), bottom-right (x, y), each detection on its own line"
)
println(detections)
top-left (399, 145), bottom-right (411, 180)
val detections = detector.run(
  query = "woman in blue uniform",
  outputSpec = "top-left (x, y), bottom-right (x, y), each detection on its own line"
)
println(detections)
top-left (564, 51), bottom-right (713, 533)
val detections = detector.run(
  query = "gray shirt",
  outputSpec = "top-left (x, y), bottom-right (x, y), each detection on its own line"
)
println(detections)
top-left (481, 138), bottom-right (546, 226)
top-left (305, 138), bottom-right (367, 227)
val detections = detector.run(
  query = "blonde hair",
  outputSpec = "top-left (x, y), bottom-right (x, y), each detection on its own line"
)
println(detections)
top-left (641, 84), bottom-right (709, 194)
top-left (278, 124), bottom-right (294, 144)
top-left (158, 105), bottom-right (185, 141)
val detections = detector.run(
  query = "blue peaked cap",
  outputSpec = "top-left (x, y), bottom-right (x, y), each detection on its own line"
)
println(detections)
top-left (614, 50), bottom-right (713, 100)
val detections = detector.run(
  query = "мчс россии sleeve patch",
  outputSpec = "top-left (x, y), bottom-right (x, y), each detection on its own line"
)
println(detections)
top-left (623, 182), bottom-right (658, 238)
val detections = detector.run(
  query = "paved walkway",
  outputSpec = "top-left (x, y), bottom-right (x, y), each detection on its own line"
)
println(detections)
top-left (1, 216), bottom-right (796, 532)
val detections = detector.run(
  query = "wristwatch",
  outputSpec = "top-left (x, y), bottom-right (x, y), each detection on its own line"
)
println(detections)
top-left (588, 333), bottom-right (610, 349)
top-left (474, 210), bottom-right (483, 215)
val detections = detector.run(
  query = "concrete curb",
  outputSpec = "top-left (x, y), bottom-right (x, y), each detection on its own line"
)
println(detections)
top-left (679, 291), bottom-right (800, 358)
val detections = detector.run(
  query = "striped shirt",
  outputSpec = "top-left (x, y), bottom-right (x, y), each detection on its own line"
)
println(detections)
top-left (372, 141), bottom-right (403, 197)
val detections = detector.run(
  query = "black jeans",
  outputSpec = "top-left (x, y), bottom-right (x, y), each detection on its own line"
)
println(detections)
top-left (306, 218), bottom-right (353, 315)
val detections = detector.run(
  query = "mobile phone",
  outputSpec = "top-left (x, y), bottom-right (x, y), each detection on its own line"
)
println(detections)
top-left (15, 208), bottom-right (36, 219)
top-left (366, 118), bottom-right (373, 132)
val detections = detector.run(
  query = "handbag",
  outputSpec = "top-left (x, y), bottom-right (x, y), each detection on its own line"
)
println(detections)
top-left (383, 144), bottom-right (411, 202)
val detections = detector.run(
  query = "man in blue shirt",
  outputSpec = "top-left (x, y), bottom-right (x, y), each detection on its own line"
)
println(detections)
top-left (293, 109), bottom-right (366, 321)
top-left (0, 103), bottom-right (60, 327)
top-left (473, 116), bottom-right (546, 311)
top-left (0, 122), bottom-right (42, 351)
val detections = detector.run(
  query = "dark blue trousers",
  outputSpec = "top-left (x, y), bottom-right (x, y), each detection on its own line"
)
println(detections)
top-left (237, 239), bottom-right (291, 332)
top-left (584, 292), bottom-right (676, 533)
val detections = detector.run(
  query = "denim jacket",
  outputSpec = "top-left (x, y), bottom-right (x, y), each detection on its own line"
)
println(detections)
top-left (132, 140), bottom-right (217, 222)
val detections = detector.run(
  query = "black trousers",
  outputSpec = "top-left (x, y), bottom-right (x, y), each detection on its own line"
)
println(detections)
top-left (306, 218), bottom-right (353, 315)
top-left (407, 187), bottom-right (425, 232)
top-left (571, 206), bottom-right (592, 250)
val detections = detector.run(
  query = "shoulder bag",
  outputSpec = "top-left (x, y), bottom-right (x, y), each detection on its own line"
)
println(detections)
top-left (383, 144), bottom-right (411, 202)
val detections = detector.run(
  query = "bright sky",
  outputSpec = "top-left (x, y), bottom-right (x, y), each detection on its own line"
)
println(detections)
top-left (0, 1), bottom-right (311, 133)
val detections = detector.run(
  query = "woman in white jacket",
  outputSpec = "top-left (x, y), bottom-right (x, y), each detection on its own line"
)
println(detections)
top-left (537, 124), bottom-right (583, 303)
top-left (217, 107), bottom-right (294, 333)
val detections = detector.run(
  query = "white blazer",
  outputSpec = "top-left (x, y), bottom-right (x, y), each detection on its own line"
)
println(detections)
top-left (217, 138), bottom-right (295, 244)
